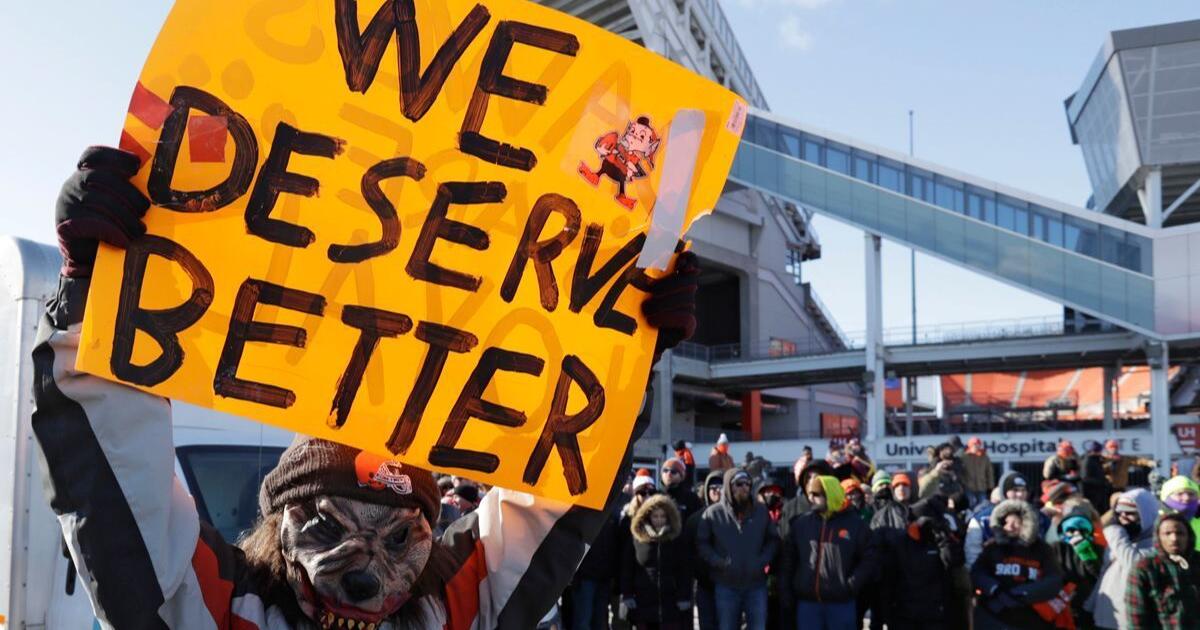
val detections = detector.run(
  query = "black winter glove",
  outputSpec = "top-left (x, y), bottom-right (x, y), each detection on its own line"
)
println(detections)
top-left (642, 251), bottom-right (699, 364)
top-left (55, 146), bottom-right (149, 277)
top-left (985, 591), bottom-right (1020, 614)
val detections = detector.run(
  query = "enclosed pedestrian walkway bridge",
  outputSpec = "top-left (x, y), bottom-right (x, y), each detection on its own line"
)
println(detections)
top-left (730, 110), bottom-right (1200, 340)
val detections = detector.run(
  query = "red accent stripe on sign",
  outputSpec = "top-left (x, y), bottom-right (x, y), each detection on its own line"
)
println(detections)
top-left (119, 130), bottom-right (152, 164)
top-left (128, 82), bottom-right (171, 130)
top-left (187, 115), bottom-right (228, 163)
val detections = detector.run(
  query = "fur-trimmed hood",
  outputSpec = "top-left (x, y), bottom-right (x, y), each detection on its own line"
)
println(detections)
top-left (989, 499), bottom-right (1040, 545)
top-left (631, 494), bottom-right (682, 543)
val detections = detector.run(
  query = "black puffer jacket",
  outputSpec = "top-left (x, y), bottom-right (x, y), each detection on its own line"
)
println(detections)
top-left (779, 475), bottom-right (877, 604)
top-left (878, 499), bottom-right (964, 628)
top-left (971, 500), bottom-right (1064, 630)
top-left (621, 495), bottom-right (694, 625)
top-left (666, 479), bottom-right (704, 524)
top-left (685, 470), bottom-right (726, 590)
top-left (576, 506), bottom-right (620, 581)
top-left (870, 496), bottom-right (910, 535)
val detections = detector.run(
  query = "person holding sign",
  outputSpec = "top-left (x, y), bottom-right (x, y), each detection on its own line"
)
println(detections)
top-left (33, 146), bottom-right (699, 630)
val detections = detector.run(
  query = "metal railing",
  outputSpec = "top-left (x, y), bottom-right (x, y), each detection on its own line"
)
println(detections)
top-left (803, 283), bottom-right (852, 350)
top-left (842, 315), bottom-right (1066, 348)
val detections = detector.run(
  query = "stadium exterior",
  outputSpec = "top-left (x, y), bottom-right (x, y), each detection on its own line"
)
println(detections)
top-left (539, 1), bottom-right (1200, 482)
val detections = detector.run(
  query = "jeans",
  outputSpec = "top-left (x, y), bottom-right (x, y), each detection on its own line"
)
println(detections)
top-left (795, 600), bottom-right (856, 630)
top-left (696, 583), bottom-right (717, 630)
top-left (569, 578), bottom-right (609, 630)
top-left (967, 490), bottom-right (989, 509)
top-left (714, 583), bottom-right (767, 630)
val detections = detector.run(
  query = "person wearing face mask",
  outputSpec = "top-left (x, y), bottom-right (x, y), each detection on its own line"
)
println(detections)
top-left (686, 470), bottom-right (729, 630)
top-left (1051, 504), bottom-right (1104, 628)
top-left (1158, 475), bottom-right (1200, 551)
top-left (876, 498), bottom-right (965, 630)
top-left (1085, 488), bottom-right (1159, 630)
top-left (757, 483), bottom-right (785, 524)
top-left (696, 469), bottom-right (779, 630)
top-left (840, 478), bottom-right (872, 522)
top-left (1125, 513), bottom-right (1200, 628)
top-left (870, 473), bottom-right (913, 537)
top-left (780, 475), bottom-right (877, 630)
top-left (971, 499), bottom-right (1064, 630)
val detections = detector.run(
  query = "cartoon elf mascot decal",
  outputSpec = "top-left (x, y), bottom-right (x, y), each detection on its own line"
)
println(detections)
top-left (578, 115), bottom-right (661, 210)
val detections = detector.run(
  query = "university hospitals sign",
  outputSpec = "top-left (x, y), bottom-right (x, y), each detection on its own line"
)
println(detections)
top-left (730, 429), bottom-right (1176, 467)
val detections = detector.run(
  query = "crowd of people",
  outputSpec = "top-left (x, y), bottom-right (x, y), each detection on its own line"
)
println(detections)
top-left (552, 435), bottom-right (1200, 630)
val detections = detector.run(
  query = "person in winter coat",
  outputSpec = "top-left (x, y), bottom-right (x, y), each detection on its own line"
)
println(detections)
top-left (971, 499), bottom-right (1064, 630)
top-left (696, 468), bottom-right (779, 630)
top-left (673, 440), bottom-right (697, 487)
top-left (1125, 513), bottom-right (1200, 629)
top-left (1158, 475), bottom-right (1200, 551)
top-left (709, 434), bottom-right (735, 473)
top-left (661, 457), bottom-right (704, 523)
top-left (966, 472), bottom-right (1052, 568)
top-left (840, 478), bottom-right (872, 522)
top-left (569, 506), bottom-right (620, 630)
top-left (843, 438), bottom-right (875, 483)
top-left (1081, 442), bottom-right (1115, 516)
top-left (757, 482), bottom-right (785, 524)
top-left (618, 473), bottom-right (662, 628)
top-left (1084, 488), bottom-right (1159, 629)
top-left (686, 471), bottom-right (727, 630)
top-left (1044, 440), bottom-right (1082, 484)
top-left (35, 148), bottom-right (700, 630)
top-left (1053, 504), bottom-right (1104, 628)
top-left (1102, 440), bottom-right (1154, 491)
top-left (919, 443), bottom-right (965, 500)
top-left (780, 459), bottom-right (835, 539)
top-left (876, 498), bottom-right (965, 630)
top-left (870, 473), bottom-right (913, 536)
top-left (780, 475), bottom-right (877, 630)
top-left (621, 496), bottom-right (694, 630)
top-left (862, 470), bottom-right (899, 630)
top-left (961, 437), bottom-right (995, 508)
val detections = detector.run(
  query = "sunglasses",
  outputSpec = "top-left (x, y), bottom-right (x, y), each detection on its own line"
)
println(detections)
top-left (807, 492), bottom-right (825, 499)
top-left (732, 480), bottom-right (752, 488)
top-left (662, 468), bottom-right (680, 475)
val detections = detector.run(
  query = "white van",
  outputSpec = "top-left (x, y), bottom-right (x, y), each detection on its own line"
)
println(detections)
top-left (0, 237), bottom-right (294, 629)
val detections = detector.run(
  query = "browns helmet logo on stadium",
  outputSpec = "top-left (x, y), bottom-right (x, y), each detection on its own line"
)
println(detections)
top-left (354, 451), bottom-right (413, 495)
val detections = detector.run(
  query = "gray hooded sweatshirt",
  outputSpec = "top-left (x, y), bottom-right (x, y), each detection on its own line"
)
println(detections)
top-left (1085, 488), bottom-right (1160, 629)
top-left (696, 468), bottom-right (780, 589)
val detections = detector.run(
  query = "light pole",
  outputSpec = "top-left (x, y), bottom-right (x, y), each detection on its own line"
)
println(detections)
top-left (906, 110), bottom-right (917, 437)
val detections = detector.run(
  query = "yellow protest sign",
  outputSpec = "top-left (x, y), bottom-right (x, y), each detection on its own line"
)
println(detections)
top-left (76, 0), bottom-right (745, 508)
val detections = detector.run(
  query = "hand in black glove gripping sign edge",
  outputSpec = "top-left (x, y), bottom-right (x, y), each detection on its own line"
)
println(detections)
top-left (641, 250), bottom-right (699, 365)
top-left (55, 146), bottom-right (150, 277)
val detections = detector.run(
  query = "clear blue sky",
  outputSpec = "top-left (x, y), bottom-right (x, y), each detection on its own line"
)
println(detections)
top-left (1, 2), bottom-right (1196, 333)
top-left (719, 0), bottom-right (1198, 333)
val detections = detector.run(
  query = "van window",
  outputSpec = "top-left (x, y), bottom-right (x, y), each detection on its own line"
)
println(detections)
top-left (177, 446), bottom-right (285, 543)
